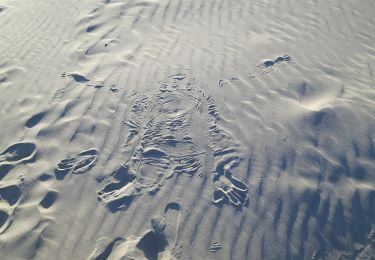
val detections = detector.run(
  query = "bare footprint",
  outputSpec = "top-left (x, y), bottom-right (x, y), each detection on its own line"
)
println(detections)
top-left (55, 148), bottom-right (99, 179)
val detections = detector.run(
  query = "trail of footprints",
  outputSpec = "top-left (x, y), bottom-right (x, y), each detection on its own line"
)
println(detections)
top-left (53, 72), bottom-right (106, 103)
top-left (0, 181), bottom-right (23, 234)
top-left (218, 54), bottom-right (294, 86)
top-left (0, 141), bottom-right (99, 235)
top-left (0, 142), bottom-right (35, 234)
top-left (0, 71), bottom-right (249, 257)
top-left (97, 72), bottom-right (248, 211)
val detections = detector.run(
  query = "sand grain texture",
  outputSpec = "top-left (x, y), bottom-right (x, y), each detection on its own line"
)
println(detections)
top-left (0, 0), bottom-right (375, 259)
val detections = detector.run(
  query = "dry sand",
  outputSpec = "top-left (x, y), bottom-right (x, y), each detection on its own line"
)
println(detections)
top-left (0, 0), bottom-right (375, 259)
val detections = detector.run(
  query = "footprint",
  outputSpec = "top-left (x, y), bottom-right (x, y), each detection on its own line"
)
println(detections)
top-left (159, 202), bottom-right (183, 259)
top-left (0, 183), bottom-right (22, 234)
top-left (25, 111), bottom-right (47, 128)
top-left (39, 190), bottom-right (58, 209)
top-left (87, 202), bottom-right (183, 260)
top-left (213, 172), bottom-right (249, 207)
top-left (251, 54), bottom-right (293, 77)
top-left (55, 148), bottom-right (99, 179)
top-left (260, 55), bottom-right (292, 68)
top-left (53, 72), bottom-right (99, 103)
top-left (97, 165), bottom-right (137, 212)
top-left (218, 77), bottom-right (238, 88)
top-left (210, 242), bottom-right (222, 252)
top-left (135, 202), bottom-right (182, 260)
top-left (0, 184), bottom-right (22, 206)
top-left (69, 73), bottom-right (90, 83)
top-left (0, 142), bottom-right (36, 167)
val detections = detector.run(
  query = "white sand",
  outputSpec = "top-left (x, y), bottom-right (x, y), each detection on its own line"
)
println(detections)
top-left (0, 0), bottom-right (374, 259)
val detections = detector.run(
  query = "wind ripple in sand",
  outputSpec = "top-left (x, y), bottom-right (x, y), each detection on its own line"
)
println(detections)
top-left (97, 72), bottom-right (248, 212)
top-left (1, 0), bottom-right (374, 258)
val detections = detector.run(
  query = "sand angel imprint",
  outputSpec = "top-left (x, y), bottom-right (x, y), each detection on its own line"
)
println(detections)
top-left (97, 71), bottom-right (249, 211)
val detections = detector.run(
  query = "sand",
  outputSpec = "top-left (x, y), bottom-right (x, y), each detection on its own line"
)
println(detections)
top-left (0, 0), bottom-right (375, 259)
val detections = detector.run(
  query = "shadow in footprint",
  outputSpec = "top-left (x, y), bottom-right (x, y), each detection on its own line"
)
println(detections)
top-left (39, 190), bottom-right (58, 209)
top-left (136, 202), bottom-right (182, 259)
top-left (97, 165), bottom-right (137, 212)
top-left (70, 73), bottom-right (89, 83)
top-left (0, 210), bottom-right (9, 230)
top-left (0, 165), bottom-right (12, 181)
top-left (0, 142), bottom-right (36, 180)
top-left (25, 111), bottom-right (46, 128)
top-left (0, 185), bottom-right (21, 206)
top-left (136, 230), bottom-right (168, 260)
top-left (0, 184), bottom-right (22, 234)
top-left (0, 142), bottom-right (36, 166)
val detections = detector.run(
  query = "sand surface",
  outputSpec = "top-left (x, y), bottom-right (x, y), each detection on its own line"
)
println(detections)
top-left (0, 0), bottom-right (375, 259)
